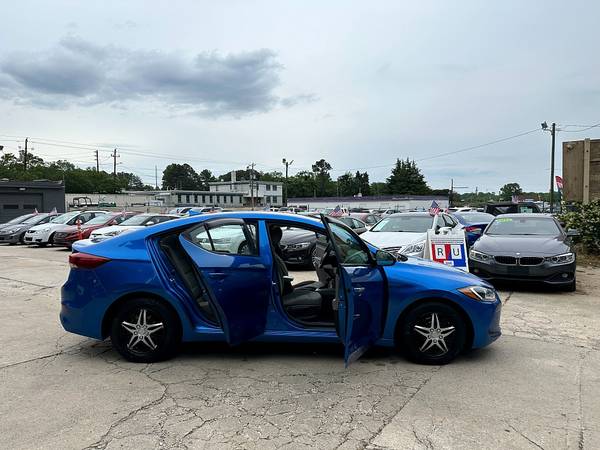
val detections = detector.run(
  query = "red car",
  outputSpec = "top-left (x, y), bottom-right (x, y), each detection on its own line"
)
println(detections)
top-left (53, 212), bottom-right (139, 247)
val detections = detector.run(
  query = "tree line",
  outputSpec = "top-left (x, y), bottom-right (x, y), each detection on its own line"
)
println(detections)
top-left (0, 149), bottom-right (549, 203)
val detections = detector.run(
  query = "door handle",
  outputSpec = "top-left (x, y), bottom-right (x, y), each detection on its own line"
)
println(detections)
top-left (208, 272), bottom-right (228, 279)
top-left (353, 287), bottom-right (365, 295)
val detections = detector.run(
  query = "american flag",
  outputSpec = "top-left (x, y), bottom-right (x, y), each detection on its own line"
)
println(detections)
top-left (429, 200), bottom-right (440, 216)
top-left (329, 205), bottom-right (344, 217)
top-left (555, 175), bottom-right (563, 191)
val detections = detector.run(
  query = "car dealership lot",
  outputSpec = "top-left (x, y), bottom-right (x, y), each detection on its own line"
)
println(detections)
top-left (1, 246), bottom-right (599, 449)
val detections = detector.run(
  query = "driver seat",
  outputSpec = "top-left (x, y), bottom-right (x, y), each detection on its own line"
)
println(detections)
top-left (269, 225), bottom-right (323, 322)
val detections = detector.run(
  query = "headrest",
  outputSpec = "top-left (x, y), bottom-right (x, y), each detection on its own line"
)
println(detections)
top-left (269, 225), bottom-right (282, 245)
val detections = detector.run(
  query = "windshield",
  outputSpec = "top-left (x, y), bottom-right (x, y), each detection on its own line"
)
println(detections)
top-left (486, 217), bottom-right (561, 236)
top-left (119, 215), bottom-right (152, 226)
top-left (85, 215), bottom-right (113, 225)
top-left (22, 214), bottom-right (51, 225)
top-left (455, 213), bottom-right (494, 223)
top-left (50, 212), bottom-right (80, 224)
top-left (370, 216), bottom-right (433, 232)
top-left (6, 214), bottom-right (35, 224)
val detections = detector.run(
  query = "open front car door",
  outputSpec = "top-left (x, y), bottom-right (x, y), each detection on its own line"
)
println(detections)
top-left (322, 216), bottom-right (386, 365)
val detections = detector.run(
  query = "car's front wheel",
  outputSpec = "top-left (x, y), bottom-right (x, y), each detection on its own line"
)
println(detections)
top-left (400, 302), bottom-right (466, 365)
top-left (110, 297), bottom-right (181, 363)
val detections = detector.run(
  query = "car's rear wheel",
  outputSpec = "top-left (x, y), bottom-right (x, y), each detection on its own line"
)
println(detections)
top-left (400, 302), bottom-right (466, 365)
top-left (110, 297), bottom-right (181, 363)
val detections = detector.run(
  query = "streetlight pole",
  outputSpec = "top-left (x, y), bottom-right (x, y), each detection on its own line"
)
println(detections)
top-left (282, 158), bottom-right (293, 207)
top-left (247, 163), bottom-right (256, 210)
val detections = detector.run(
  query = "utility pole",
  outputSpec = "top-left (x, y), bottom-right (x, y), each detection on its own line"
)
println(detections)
top-left (282, 158), bottom-right (293, 206)
top-left (112, 148), bottom-right (119, 180)
top-left (95, 150), bottom-right (99, 172)
top-left (155, 165), bottom-right (158, 190)
top-left (549, 122), bottom-right (556, 213)
top-left (247, 162), bottom-right (256, 210)
top-left (449, 178), bottom-right (454, 208)
top-left (23, 138), bottom-right (28, 171)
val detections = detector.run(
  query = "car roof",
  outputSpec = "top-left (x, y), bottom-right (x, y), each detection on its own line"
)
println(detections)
top-left (491, 213), bottom-right (553, 219)
top-left (388, 212), bottom-right (433, 217)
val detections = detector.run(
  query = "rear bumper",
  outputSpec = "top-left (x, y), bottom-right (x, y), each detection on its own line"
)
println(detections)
top-left (469, 259), bottom-right (576, 285)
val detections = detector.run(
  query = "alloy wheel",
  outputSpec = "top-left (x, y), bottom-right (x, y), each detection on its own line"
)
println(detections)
top-left (413, 312), bottom-right (456, 356)
top-left (119, 308), bottom-right (165, 354)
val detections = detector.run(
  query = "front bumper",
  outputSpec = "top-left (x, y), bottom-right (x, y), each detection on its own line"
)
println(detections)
top-left (0, 232), bottom-right (22, 244)
top-left (282, 246), bottom-right (314, 265)
top-left (53, 232), bottom-right (80, 247)
top-left (24, 229), bottom-right (53, 244)
top-left (469, 259), bottom-right (576, 285)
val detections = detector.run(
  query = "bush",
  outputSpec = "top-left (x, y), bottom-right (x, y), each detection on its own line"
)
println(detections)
top-left (559, 200), bottom-right (600, 253)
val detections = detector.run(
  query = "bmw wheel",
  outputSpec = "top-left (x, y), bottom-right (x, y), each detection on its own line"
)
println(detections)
top-left (110, 297), bottom-right (181, 363)
top-left (401, 302), bottom-right (466, 365)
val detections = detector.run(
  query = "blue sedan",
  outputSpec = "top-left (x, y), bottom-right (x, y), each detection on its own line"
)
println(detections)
top-left (452, 212), bottom-right (495, 247)
top-left (61, 212), bottom-right (501, 365)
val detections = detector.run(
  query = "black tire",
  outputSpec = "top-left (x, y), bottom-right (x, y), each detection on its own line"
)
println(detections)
top-left (19, 233), bottom-right (26, 244)
top-left (48, 233), bottom-right (55, 246)
top-left (110, 297), bottom-right (181, 363)
top-left (400, 302), bottom-right (466, 365)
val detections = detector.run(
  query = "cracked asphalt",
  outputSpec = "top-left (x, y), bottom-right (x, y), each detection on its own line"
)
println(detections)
top-left (0, 245), bottom-right (599, 450)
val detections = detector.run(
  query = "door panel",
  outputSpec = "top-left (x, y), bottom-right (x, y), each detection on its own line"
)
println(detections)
top-left (178, 220), bottom-right (271, 345)
top-left (322, 217), bottom-right (386, 365)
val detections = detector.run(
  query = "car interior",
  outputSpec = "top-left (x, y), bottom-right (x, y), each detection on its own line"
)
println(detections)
top-left (156, 220), bottom-right (340, 329)
top-left (267, 223), bottom-right (337, 327)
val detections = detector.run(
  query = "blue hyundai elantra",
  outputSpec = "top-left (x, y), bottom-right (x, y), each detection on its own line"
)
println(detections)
top-left (61, 212), bottom-right (501, 365)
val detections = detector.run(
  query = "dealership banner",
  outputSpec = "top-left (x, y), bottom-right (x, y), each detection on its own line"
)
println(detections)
top-left (425, 231), bottom-right (469, 272)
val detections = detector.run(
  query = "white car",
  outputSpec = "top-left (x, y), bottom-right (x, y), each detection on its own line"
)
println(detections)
top-left (90, 213), bottom-right (179, 243)
top-left (25, 211), bottom-right (108, 246)
top-left (360, 212), bottom-right (464, 258)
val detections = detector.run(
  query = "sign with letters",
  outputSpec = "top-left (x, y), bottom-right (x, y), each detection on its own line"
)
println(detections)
top-left (424, 230), bottom-right (469, 272)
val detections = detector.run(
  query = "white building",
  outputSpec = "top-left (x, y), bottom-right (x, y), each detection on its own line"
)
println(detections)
top-left (287, 195), bottom-right (449, 212)
top-left (208, 172), bottom-right (283, 207)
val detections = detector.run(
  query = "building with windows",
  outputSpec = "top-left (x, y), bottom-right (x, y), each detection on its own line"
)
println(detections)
top-left (208, 173), bottom-right (283, 207)
top-left (0, 180), bottom-right (66, 222)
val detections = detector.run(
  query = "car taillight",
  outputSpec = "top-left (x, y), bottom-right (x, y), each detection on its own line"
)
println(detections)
top-left (465, 226), bottom-right (482, 233)
top-left (69, 253), bottom-right (110, 269)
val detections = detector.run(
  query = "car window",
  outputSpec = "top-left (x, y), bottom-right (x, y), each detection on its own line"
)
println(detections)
top-left (486, 217), bottom-right (561, 236)
top-left (371, 216), bottom-right (433, 232)
top-left (188, 222), bottom-right (258, 255)
top-left (443, 215), bottom-right (457, 227)
top-left (113, 215), bottom-right (130, 224)
top-left (366, 215), bottom-right (378, 224)
top-left (329, 222), bottom-right (370, 265)
top-left (353, 219), bottom-right (364, 228)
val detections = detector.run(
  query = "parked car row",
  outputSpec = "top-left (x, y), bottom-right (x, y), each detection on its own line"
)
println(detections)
top-left (0, 211), bottom-right (181, 248)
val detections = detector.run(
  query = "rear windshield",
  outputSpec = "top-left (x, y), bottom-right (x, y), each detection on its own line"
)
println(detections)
top-left (455, 213), bottom-right (494, 223)
top-left (486, 217), bottom-right (560, 236)
top-left (370, 216), bottom-right (433, 232)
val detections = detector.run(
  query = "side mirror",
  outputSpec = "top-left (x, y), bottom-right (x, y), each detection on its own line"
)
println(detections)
top-left (145, 221), bottom-right (155, 226)
top-left (438, 226), bottom-right (452, 235)
top-left (566, 229), bottom-right (580, 237)
top-left (375, 249), bottom-right (396, 266)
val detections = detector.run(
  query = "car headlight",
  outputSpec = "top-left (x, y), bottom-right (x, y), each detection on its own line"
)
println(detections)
top-left (458, 285), bottom-right (497, 302)
top-left (3, 226), bottom-right (20, 234)
top-left (287, 242), bottom-right (311, 250)
top-left (38, 227), bottom-right (51, 233)
top-left (400, 240), bottom-right (426, 255)
top-left (469, 249), bottom-right (493, 263)
top-left (545, 252), bottom-right (575, 265)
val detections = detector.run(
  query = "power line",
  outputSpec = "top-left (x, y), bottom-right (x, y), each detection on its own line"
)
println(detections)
top-left (560, 123), bottom-right (600, 132)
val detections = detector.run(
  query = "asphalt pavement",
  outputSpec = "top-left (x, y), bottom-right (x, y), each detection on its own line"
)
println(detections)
top-left (0, 245), bottom-right (599, 449)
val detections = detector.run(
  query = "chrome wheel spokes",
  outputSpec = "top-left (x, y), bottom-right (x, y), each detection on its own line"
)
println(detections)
top-left (121, 308), bottom-right (164, 352)
top-left (414, 312), bottom-right (455, 355)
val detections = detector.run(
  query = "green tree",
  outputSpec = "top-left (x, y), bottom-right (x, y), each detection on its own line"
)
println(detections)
top-left (311, 159), bottom-right (332, 196)
top-left (162, 163), bottom-right (201, 190)
top-left (198, 169), bottom-right (216, 190)
top-left (499, 183), bottom-right (523, 201)
top-left (386, 158), bottom-right (430, 195)
top-left (337, 172), bottom-right (354, 196)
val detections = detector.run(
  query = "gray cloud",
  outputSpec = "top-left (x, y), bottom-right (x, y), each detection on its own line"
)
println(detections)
top-left (0, 36), bottom-right (307, 117)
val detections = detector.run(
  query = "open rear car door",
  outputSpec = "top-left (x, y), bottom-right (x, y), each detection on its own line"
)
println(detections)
top-left (178, 218), bottom-right (271, 345)
top-left (321, 216), bottom-right (386, 365)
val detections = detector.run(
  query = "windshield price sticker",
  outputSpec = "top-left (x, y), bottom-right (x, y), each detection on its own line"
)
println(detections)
top-left (425, 231), bottom-right (469, 272)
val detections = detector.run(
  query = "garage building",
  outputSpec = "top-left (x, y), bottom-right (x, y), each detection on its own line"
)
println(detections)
top-left (0, 180), bottom-right (65, 222)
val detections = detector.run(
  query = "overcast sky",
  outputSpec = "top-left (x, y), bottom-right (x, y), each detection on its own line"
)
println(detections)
top-left (1, 1), bottom-right (599, 192)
